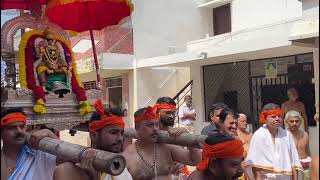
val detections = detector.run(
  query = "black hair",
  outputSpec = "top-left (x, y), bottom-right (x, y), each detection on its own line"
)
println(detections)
top-left (219, 107), bottom-right (239, 123)
top-left (261, 103), bottom-right (280, 112)
top-left (209, 102), bottom-right (228, 115)
top-left (205, 132), bottom-right (234, 145)
top-left (89, 107), bottom-right (124, 123)
top-left (134, 107), bottom-right (147, 117)
top-left (156, 97), bottom-right (176, 106)
top-left (1, 107), bottom-right (25, 119)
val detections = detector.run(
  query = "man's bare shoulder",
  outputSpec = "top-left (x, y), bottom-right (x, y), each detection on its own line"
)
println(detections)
top-left (122, 144), bottom-right (136, 157)
top-left (282, 101), bottom-right (290, 106)
top-left (302, 131), bottom-right (309, 140)
top-left (54, 162), bottom-right (89, 180)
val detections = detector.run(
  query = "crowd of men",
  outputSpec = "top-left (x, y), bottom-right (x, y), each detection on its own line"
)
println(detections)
top-left (1, 87), bottom-right (319, 180)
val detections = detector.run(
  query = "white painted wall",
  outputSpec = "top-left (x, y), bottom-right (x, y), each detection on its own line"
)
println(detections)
top-left (132, 0), bottom-right (303, 60)
top-left (135, 66), bottom-right (190, 109)
top-left (231, 0), bottom-right (302, 32)
top-left (132, 0), bottom-right (209, 59)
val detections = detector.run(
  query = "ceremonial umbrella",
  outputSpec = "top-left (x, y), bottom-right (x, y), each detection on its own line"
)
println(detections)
top-left (1, 0), bottom-right (47, 10)
top-left (45, 0), bottom-right (133, 88)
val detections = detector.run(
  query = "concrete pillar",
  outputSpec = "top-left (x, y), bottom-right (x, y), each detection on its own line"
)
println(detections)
top-left (190, 62), bottom-right (205, 134)
top-left (122, 74), bottom-right (130, 126)
top-left (309, 43), bottom-right (319, 155)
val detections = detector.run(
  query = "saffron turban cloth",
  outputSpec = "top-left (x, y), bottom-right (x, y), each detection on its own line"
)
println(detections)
top-left (259, 109), bottom-right (283, 124)
top-left (135, 106), bottom-right (159, 123)
top-left (89, 99), bottom-right (125, 133)
top-left (153, 103), bottom-right (176, 113)
top-left (197, 138), bottom-right (244, 171)
top-left (1, 112), bottom-right (27, 128)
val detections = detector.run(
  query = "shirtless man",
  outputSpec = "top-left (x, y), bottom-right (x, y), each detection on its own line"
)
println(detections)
top-left (188, 133), bottom-right (244, 180)
top-left (153, 97), bottom-right (177, 131)
top-left (236, 114), bottom-right (252, 156)
top-left (123, 106), bottom-right (201, 180)
top-left (236, 114), bottom-right (252, 180)
top-left (281, 87), bottom-right (309, 133)
top-left (285, 110), bottom-right (311, 179)
top-left (53, 99), bottom-right (133, 180)
top-left (154, 96), bottom-right (194, 178)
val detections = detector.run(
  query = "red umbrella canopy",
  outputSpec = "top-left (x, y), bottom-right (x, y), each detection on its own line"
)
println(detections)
top-left (45, 0), bottom-right (133, 32)
top-left (1, 0), bottom-right (47, 10)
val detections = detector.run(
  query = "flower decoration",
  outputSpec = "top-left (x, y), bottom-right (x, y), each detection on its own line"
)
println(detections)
top-left (18, 29), bottom-right (90, 115)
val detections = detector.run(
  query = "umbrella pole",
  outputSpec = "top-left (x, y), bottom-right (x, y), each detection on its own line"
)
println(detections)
top-left (90, 29), bottom-right (101, 89)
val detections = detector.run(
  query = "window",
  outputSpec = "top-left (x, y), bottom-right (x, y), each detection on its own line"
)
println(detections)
top-left (106, 77), bottom-right (122, 109)
top-left (213, 4), bottom-right (231, 35)
top-left (83, 81), bottom-right (97, 90)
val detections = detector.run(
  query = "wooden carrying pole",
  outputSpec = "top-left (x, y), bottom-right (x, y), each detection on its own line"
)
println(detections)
top-left (26, 135), bottom-right (126, 176)
top-left (124, 128), bottom-right (207, 149)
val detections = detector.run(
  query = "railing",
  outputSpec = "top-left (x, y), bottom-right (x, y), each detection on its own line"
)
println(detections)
top-left (173, 80), bottom-right (193, 127)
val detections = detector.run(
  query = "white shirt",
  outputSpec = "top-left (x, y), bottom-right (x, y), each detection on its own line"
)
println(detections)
top-left (178, 103), bottom-right (196, 125)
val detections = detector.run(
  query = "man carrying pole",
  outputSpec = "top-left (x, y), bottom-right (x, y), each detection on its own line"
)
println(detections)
top-left (123, 106), bottom-right (201, 180)
top-left (53, 99), bottom-right (133, 180)
top-left (1, 107), bottom-right (58, 180)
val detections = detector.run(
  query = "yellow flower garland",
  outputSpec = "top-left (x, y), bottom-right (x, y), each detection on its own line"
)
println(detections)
top-left (33, 98), bottom-right (47, 114)
top-left (79, 100), bottom-right (92, 116)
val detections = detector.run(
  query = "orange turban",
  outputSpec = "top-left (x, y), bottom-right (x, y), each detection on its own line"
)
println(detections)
top-left (197, 138), bottom-right (244, 172)
top-left (259, 109), bottom-right (283, 124)
top-left (89, 99), bottom-right (125, 133)
top-left (1, 112), bottom-right (27, 128)
top-left (153, 103), bottom-right (176, 112)
top-left (135, 106), bottom-right (159, 123)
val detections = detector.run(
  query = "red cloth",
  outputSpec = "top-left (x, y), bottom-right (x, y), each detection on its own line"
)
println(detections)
top-left (181, 166), bottom-right (190, 176)
top-left (259, 109), bottom-right (283, 124)
top-left (153, 103), bottom-right (176, 113)
top-left (89, 99), bottom-right (125, 133)
top-left (196, 139), bottom-right (244, 172)
top-left (89, 115), bottom-right (125, 133)
top-left (1, 0), bottom-right (47, 10)
top-left (135, 106), bottom-right (159, 123)
top-left (46, 0), bottom-right (132, 32)
top-left (1, 112), bottom-right (27, 128)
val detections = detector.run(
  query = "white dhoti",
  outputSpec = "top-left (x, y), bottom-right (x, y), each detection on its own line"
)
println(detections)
top-left (245, 125), bottom-right (303, 180)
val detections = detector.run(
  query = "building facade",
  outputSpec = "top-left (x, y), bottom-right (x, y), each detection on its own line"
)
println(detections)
top-left (132, 0), bottom-right (319, 154)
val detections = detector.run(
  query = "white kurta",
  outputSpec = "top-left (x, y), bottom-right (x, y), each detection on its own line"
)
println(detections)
top-left (246, 125), bottom-right (303, 180)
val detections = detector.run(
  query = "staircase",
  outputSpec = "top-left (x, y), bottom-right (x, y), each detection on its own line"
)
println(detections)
top-left (173, 80), bottom-right (193, 127)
